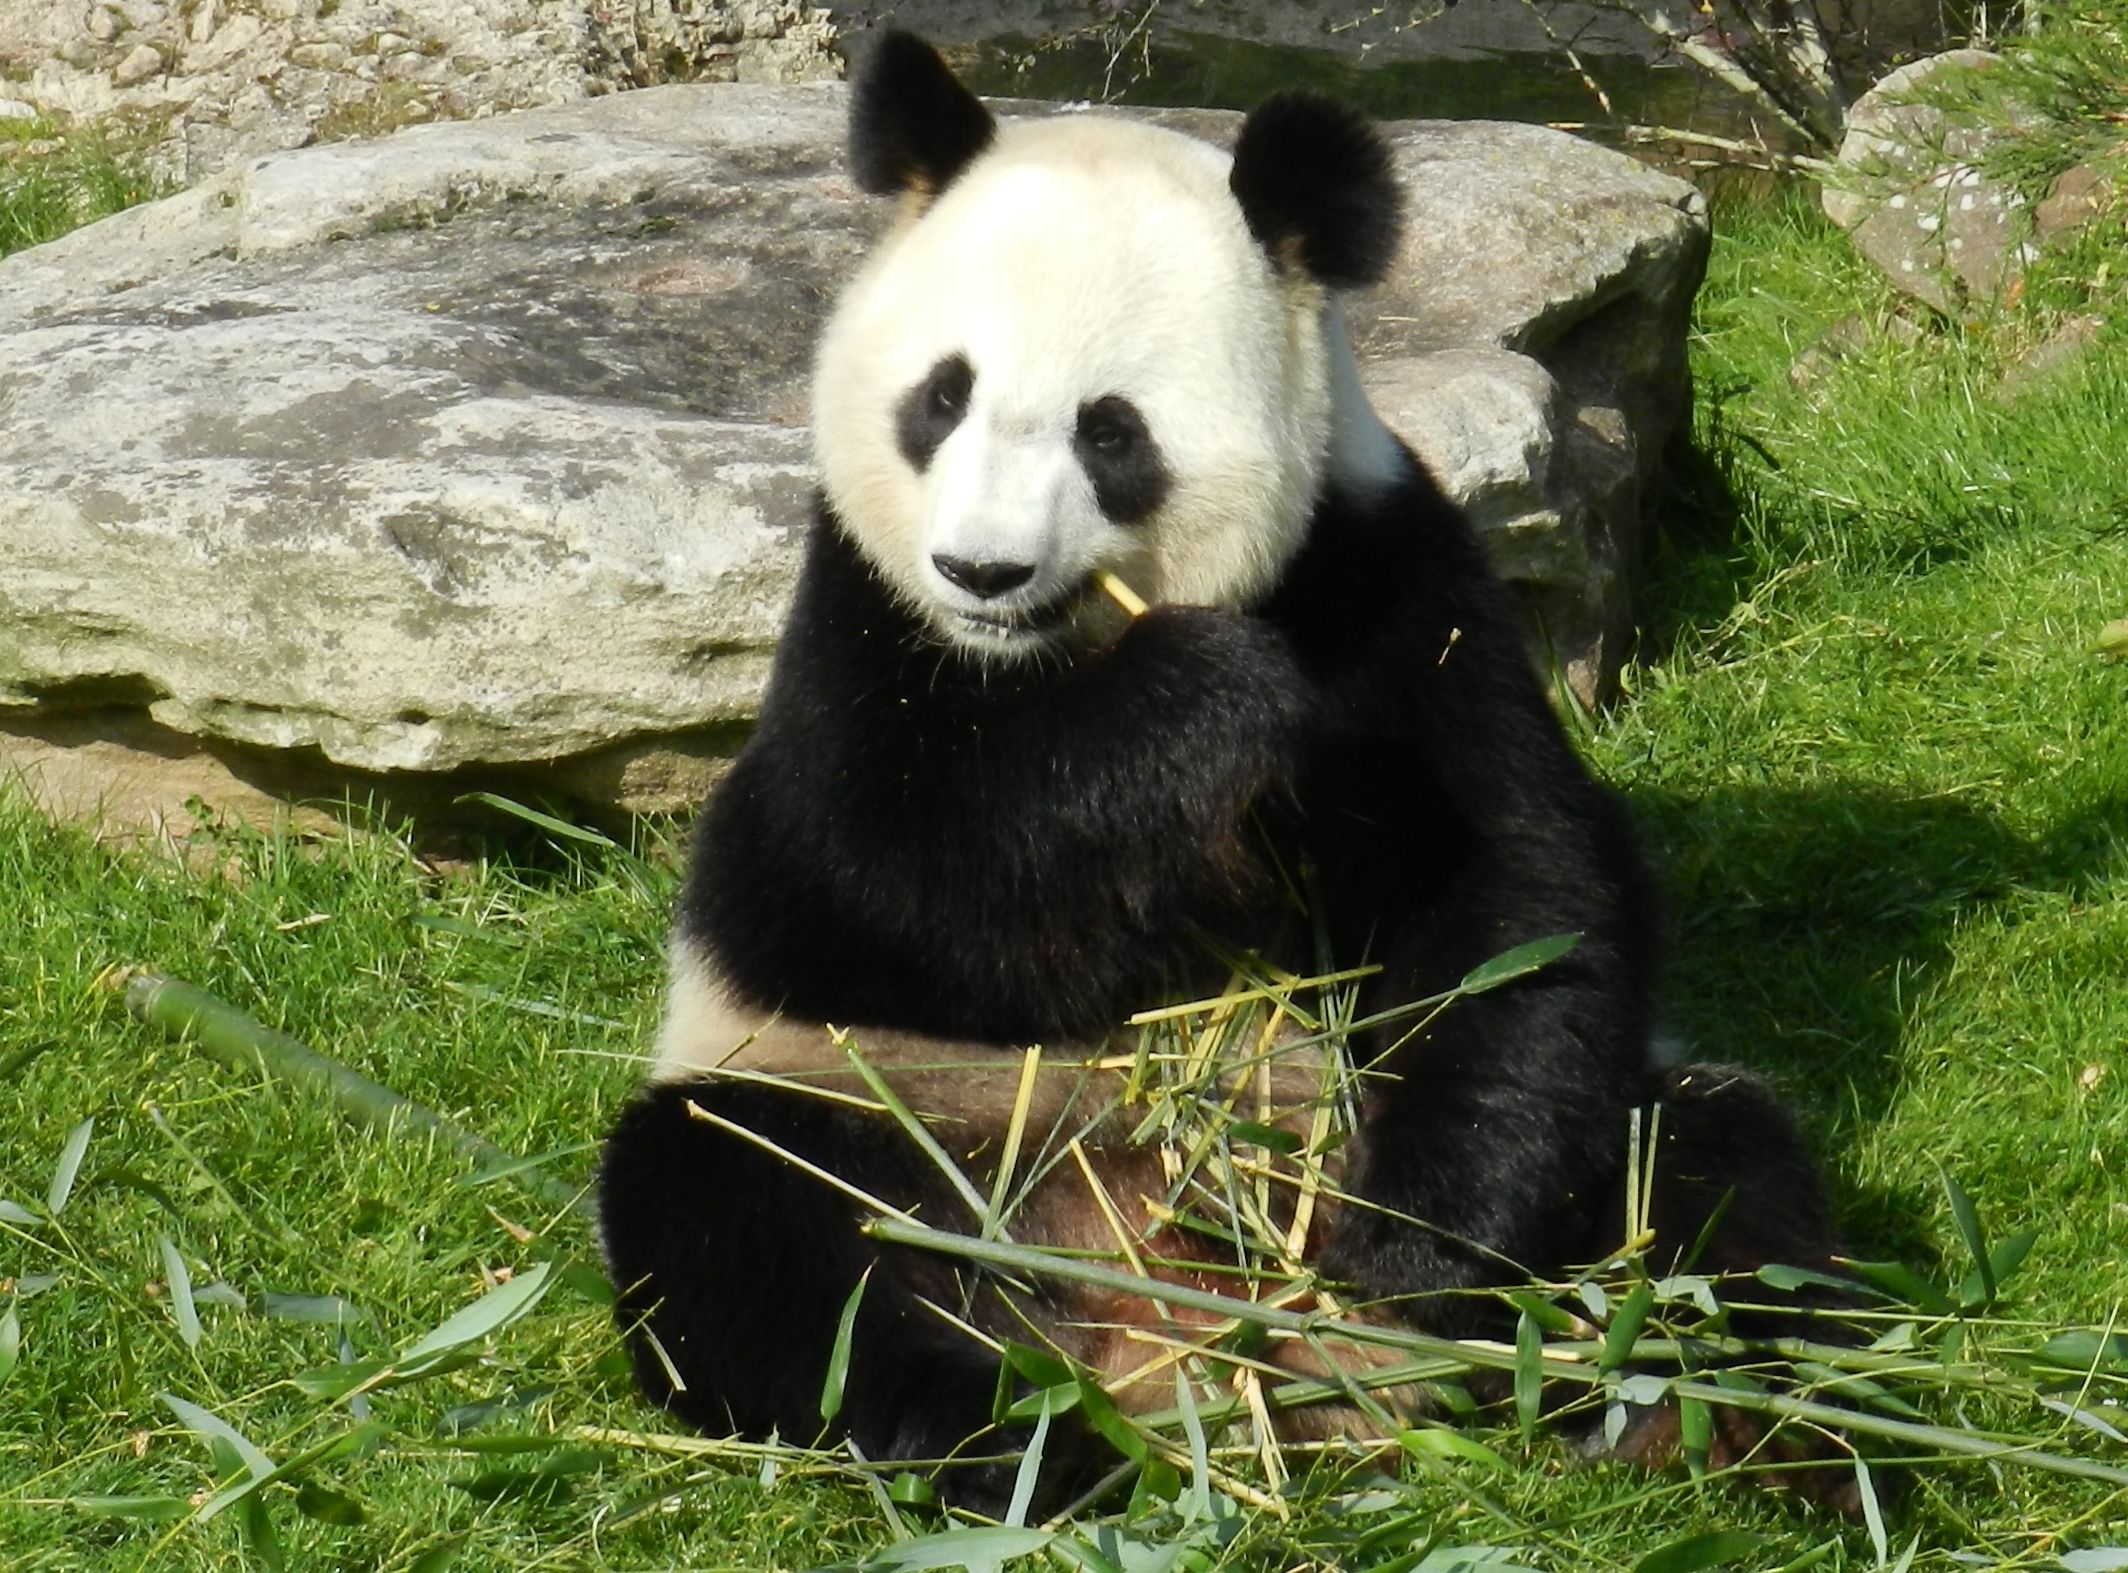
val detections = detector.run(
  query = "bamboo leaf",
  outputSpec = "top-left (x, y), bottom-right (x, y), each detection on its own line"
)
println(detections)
top-left (261, 1292), bottom-right (368, 1326)
top-left (1938, 1165), bottom-right (1995, 1308)
top-left (161, 1391), bottom-right (275, 1487)
top-left (1400, 1426), bottom-right (1512, 1473)
top-left (454, 791), bottom-right (618, 848)
top-left (0, 1308), bottom-right (17, 1388)
top-left (1600, 1281), bottom-right (1656, 1373)
top-left (1757, 1262), bottom-right (1873, 1298)
top-left (408, 1537), bottom-right (468, 1573)
top-left (1960, 1228), bottom-right (2040, 1306)
top-left (1003, 1389), bottom-right (1052, 1528)
top-left (1855, 1454), bottom-right (1888, 1566)
top-left (1174, 1368), bottom-right (1211, 1525)
top-left (399, 1262), bottom-right (554, 1367)
top-left (1506, 1291), bottom-right (1578, 1335)
top-left (2060, 1552), bottom-right (2128, 1572)
top-left (1075, 1373), bottom-right (1148, 1463)
top-left (1631, 1530), bottom-right (1769, 1573)
top-left (159, 1236), bottom-right (201, 1349)
top-left (46, 1117), bottom-right (93, 1216)
top-left (1840, 1257), bottom-right (1955, 1315)
top-left (1513, 1309), bottom-right (1542, 1446)
top-left (293, 1482), bottom-right (366, 1525)
top-left (1457, 934), bottom-right (1580, 995)
top-left (820, 1268), bottom-right (870, 1427)
top-left (862, 1527), bottom-right (1052, 1572)
top-left (234, 1489), bottom-right (285, 1571)
top-left (1678, 1395), bottom-right (1712, 1478)
top-left (0, 1199), bottom-right (40, 1225)
top-left (2033, 1331), bottom-right (2128, 1374)
top-left (1228, 1121), bottom-right (1302, 1155)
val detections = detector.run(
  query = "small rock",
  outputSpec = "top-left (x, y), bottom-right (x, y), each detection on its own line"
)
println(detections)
top-left (0, 99), bottom-right (39, 123)
top-left (56, 36), bottom-right (103, 69)
top-left (188, 0), bottom-right (217, 45)
top-left (1825, 50), bottom-right (2030, 316)
top-left (1997, 313), bottom-right (2105, 402)
top-left (110, 41), bottom-right (165, 87)
top-left (85, 5), bottom-right (125, 42)
top-left (288, 41), bottom-right (349, 71)
top-left (2035, 164), bottom-right (2111, 241)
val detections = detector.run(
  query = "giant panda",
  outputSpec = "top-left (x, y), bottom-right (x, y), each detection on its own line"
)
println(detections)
top-left (597, 31), bottom-right (1837, 1505)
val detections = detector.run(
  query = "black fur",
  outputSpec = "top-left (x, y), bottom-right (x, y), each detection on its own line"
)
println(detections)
top-left (848, 31), bottom-right (996, 198)
top-left (1229, 92), bottom-right (1404, 288)
top-left (680, 500), bottom-right (1309, 1043)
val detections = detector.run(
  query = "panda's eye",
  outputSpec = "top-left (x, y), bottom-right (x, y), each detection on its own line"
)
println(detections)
top-left (1076, 398), bottom-right (1141, 455)
top-left (1074, 396), bottom-right (1169, 525)
top-left (927, 373), bottom-right (967, 418)
top-left (895, 354), bottom-right (974, 472)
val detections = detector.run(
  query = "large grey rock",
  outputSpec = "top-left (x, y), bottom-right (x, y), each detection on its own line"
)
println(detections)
top-left (0, 84), bottom-right (1707, 829)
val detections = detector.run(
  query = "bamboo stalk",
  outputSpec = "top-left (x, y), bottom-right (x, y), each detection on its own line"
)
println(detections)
top-left (113, 969), bottom-right (590, 1219)
top-left (1096, 570), bottom-right (1149, 618)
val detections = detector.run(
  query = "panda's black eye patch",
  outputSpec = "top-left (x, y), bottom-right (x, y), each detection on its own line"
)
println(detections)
top-left (895, 354), bottom-right (973, 472)
top-left (1074, 396), bottom-right (1169, 524)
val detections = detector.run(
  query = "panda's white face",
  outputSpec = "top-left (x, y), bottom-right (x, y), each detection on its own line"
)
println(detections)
top-left (813, 116), bottom-right (1343, 659)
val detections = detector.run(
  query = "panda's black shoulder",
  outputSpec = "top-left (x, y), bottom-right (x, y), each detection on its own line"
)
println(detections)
top-left (1264, 457), bottom-right (1508, 679)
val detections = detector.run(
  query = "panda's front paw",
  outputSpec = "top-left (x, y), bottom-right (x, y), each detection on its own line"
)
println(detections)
top-left (1113, 604), bottom-right (1307, 700)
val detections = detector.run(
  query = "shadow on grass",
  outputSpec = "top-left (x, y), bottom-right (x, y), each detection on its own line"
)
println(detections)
top-left (1630, 777), bottom-right (2125, 1264)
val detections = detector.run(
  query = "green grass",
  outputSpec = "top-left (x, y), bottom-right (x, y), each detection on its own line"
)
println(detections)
top-left (0, 120), bottom-right (164, 259)
top-left (5, 174), bottom-right (2128, 1571)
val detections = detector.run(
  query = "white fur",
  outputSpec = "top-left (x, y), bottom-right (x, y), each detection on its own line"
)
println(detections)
top-left (812, 114), bottom-right (1345, 657)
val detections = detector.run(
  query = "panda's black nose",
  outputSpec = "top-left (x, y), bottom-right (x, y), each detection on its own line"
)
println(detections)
top-left (932, 554), bottom-right (1035, 599)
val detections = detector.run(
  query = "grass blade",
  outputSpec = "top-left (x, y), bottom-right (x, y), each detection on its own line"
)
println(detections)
top-left (0, 1306), bottom-right (18, 1387)
top-left (64, 1494), bottom-right (191, 1521)
top-left (46, 1117), bottom-right (92, 1216)
top-left (159, 1235), bottom-right (201, 1349)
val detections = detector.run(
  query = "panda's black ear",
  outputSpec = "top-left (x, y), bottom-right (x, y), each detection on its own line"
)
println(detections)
top-left (848, 31), bottom-right (996, 198)
top-left (1229, 93), bottom-right (1403, 288)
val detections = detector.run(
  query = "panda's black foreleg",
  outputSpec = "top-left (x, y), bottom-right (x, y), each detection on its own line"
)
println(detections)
top-left (596, 1079), bottom-right (1098, 1511)
top-left (1321, 942), bottom-right (1655, 1333)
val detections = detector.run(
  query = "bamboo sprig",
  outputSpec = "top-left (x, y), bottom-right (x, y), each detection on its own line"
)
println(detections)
top-left (113, 968), bottom-right (589, 1219)
top-left (869, 1215), bottom-right (2128, 1488)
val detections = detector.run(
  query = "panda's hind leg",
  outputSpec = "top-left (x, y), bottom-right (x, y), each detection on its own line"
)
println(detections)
top-left (1644, 1062), bottom-right (1839, 1287)
top-left (597, 1078), bottom-right (1090, 1508)
top-left (1614, 1063), bottom-right (1867, 1514)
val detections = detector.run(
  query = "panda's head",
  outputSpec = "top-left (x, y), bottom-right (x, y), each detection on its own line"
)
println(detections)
top-left (813, 32), bottom-right (1406, 661)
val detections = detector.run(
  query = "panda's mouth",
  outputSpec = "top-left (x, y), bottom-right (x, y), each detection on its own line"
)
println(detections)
top-left (953, 587), bottom-right (1081, 642)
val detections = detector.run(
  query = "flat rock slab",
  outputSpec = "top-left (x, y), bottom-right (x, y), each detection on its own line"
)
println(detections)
top-left (0, 83), bottom-right (1707, 826)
